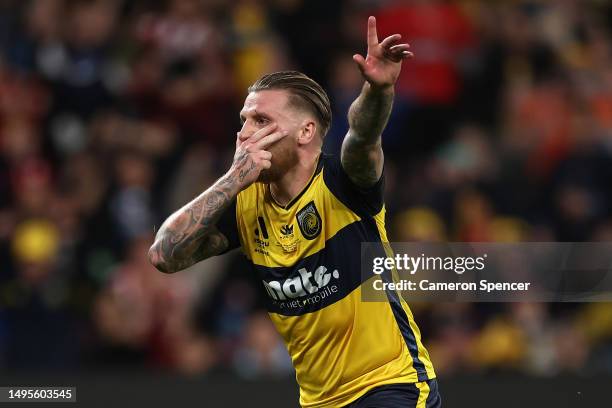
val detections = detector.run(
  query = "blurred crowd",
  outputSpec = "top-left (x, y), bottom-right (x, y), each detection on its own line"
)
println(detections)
top-left (1, 0), bottom-right (612, 379)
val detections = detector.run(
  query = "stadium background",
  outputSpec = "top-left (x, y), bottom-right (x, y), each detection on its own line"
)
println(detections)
top-left (0, 0), bottom-right (611, 406)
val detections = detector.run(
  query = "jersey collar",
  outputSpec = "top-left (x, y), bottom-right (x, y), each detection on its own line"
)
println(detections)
top-left (268, 153), bottom-right (325, 210)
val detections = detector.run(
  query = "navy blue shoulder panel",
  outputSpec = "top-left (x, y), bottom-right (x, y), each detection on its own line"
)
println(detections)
top-left (322, 153), bottom-right (385, 217)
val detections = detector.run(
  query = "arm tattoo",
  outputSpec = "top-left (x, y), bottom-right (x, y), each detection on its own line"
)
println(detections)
top-left (149, 172), bottom-right (239, 273)
top-left (341, 83), bottom-right (393, 188)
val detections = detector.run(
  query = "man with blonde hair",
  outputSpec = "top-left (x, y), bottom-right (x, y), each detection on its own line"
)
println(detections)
top-left (149, 16), bottom-right (440, 408)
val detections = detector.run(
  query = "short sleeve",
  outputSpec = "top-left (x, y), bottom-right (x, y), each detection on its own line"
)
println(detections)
top-left (216, 199), bottom-right (240, 254)
top-left (322, 154), bottom-right (385, 217)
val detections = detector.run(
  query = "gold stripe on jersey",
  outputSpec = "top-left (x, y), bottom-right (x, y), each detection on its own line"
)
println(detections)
top-left (416, 380), bottom-right (431, 408)
top-left (378, 221), bottom-right (436, 382)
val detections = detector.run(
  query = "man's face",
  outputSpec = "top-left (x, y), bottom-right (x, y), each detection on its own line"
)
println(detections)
top-left (238, 89), bottom-right (302, 183)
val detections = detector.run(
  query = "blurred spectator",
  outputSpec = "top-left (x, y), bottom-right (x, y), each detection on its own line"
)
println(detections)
top-left (232, 312), bottom-right (294, 379)
top-left (393, 207), bottom-right (447, 242)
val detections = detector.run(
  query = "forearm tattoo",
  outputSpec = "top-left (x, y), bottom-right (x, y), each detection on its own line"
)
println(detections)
top-left (149, 174), bottom-right (237, 273)
top-left (342, 83), bottom-right (393, 187)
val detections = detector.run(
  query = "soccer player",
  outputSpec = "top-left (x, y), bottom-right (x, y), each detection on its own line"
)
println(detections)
top-left (148, 16), bottom-right (439, 408)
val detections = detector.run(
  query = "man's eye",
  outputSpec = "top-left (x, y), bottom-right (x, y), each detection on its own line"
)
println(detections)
top-left (256, 117), bottom-right (268, 125)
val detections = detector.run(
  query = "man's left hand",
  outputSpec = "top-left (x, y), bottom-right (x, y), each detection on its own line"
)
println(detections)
top-left (353, 16), bottom-right (413, 90)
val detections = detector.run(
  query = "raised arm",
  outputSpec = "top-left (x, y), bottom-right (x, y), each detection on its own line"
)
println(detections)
top-left (148, 123), bottom-right (286, 273)
top-left (341, 16), bottom-right (412, 188)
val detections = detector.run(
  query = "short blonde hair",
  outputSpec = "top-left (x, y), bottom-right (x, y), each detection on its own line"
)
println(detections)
top-left (248, 71), bottom-right (332, 138)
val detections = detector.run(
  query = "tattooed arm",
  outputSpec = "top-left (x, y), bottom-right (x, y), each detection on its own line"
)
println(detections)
top-left (148, 123), bottom-right (286, 273)
top-left (147, 173), bottom-right (239, 273)
top-left (342, 84), bottom-right (392, 187)
top-left (342, 16), bottom-right (412, 188)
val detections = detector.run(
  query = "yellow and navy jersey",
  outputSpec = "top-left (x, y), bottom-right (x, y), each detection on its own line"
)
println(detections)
top-left (218, 154), bottom-right (435, 408)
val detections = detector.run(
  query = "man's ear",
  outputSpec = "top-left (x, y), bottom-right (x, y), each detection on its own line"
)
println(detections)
top-left (297, 120), bottom-right (317, 145)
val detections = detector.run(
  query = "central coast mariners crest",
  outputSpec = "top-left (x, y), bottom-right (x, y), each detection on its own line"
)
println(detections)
top-left (296, 201), bottom-right (322, 240)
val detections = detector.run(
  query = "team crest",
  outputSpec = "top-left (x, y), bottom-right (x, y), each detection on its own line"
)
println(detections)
top-left (296, 201), bottom-right (322, 240)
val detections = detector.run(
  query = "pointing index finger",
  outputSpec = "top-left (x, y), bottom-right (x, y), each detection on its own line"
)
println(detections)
top-left (367, 16), bottom-right (378, 49)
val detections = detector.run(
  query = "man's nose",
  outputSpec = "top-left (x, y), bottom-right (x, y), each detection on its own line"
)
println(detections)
top-left (237, 130), bottom-right (250, 143)
top-left (237, 122), bottom-right (254, 143)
